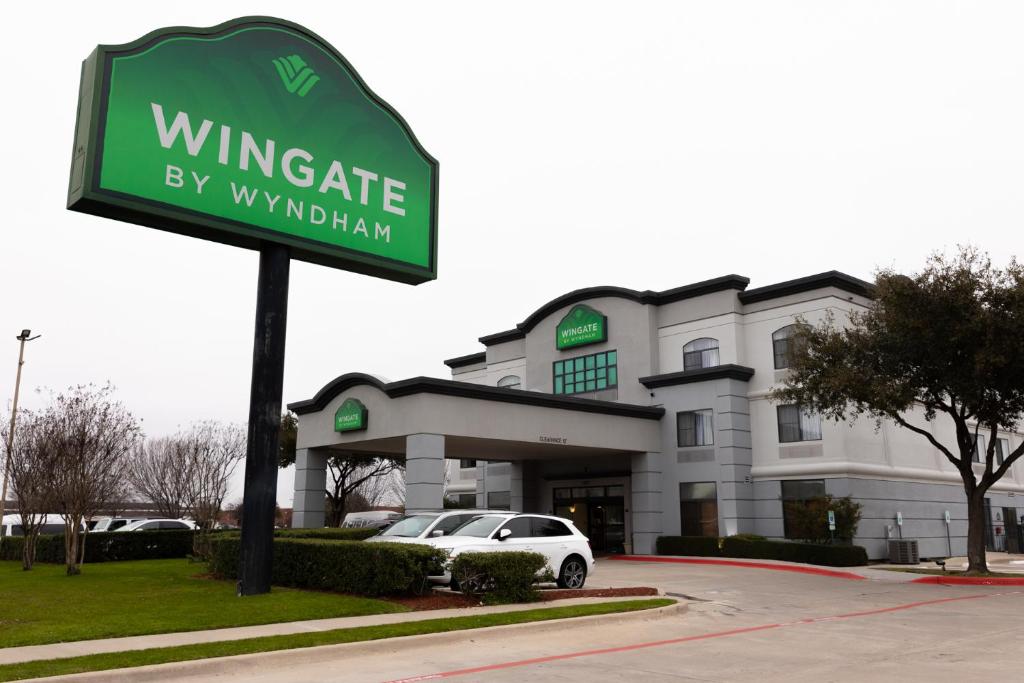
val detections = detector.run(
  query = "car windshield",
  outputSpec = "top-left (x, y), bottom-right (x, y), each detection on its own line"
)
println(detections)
top-left (377, 514), bottom-right (440, 537)
top-left (449, 515), bottom-right (508, 538)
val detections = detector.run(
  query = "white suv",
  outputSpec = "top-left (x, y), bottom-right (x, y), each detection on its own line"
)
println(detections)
top-left (365, 510), bottom-right (507, 544)
top-left (424, 513), bottom-right (594, 589)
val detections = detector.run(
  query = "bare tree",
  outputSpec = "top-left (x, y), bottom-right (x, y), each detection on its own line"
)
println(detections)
top-left (47, 384), bottom-right (141, 575)
top-left (324, 456), bottom-right (403, 527)
top-left (125, 436), bottom-right (192, 519)
top-left (1, 411), bottom-right (56, 569)
top-left (182, 421), bottom-right (245, 530)
top-left (357, 466), bottom-right (404, 510)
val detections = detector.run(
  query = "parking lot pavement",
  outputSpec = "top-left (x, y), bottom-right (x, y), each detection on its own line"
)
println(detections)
top-left (47, 559), bottom-right (1024, 683)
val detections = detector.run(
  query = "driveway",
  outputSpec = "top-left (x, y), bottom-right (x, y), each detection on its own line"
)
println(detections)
top-left (57, 558), bottom-right (1024, 682)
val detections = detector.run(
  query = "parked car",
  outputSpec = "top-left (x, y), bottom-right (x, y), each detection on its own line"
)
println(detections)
top-left (1, 514), bottom-right (83, 537)
top-left (90, 517), bottom-right (148, 533)
top-left (116, 518), bottom-right (196, 532)
top-left (365, 510), bottom-right (507, 544)
top-left (341, 510), bottom-right (402, 529)
top-left (423, 512), bottom-right (594, 589)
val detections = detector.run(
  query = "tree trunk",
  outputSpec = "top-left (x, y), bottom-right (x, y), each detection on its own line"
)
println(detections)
top-left (966, 490), bottom-right (989, 574)
top-left (327, 491), bottom-right (345, 527)
top-left (22, 531), bottom-right (37, 571)
top-left (65, 524), bottom-right (81, 576)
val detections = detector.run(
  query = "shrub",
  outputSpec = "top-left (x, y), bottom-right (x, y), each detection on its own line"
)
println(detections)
top-left (0, 530), bottom-right (194, 564)
top-left (785, 495), bottom-right (863, 544)
top-left (207, 537), bottom-right (445, 596)
top-left (656, 535), bottom-right (868, 567)
top-left (655, 536), bottom-right (722, 557)
top-left (450, 551), bottom-right (552, 604)
top-left (274, 527), bottom-right (380, 541)
top-left (721, 537), bottom-right (868, 566)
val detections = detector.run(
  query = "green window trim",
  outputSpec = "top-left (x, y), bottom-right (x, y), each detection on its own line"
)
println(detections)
top-left (553, 349), bottom-right (618, 396)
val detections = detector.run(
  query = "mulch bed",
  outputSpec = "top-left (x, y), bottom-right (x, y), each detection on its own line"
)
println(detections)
top-left (387, 586), bottom-right (659, 610)
top-left (538, 586), bottom-right (659, 601)
top-left (387, 591), bottom-right (482, 610)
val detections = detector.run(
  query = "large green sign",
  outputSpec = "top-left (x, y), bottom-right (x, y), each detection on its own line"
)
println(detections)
top-left (556, 305), bottom-right (607, 350)
top-left (334, 398), bottom-right (368, 432)
top-left (68, 17), bottom-right (438, 284)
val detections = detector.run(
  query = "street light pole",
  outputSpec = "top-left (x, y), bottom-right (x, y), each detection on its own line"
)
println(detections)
top-left (0, 330), bottom-right (41, 540)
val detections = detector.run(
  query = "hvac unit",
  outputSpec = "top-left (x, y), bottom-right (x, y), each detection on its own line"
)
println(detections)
top-left (888, 539), bottom-right (920, 564)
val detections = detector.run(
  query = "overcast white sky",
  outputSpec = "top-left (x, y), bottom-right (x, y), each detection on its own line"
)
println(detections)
top-left (2, 2), bottom-right (1021, 507)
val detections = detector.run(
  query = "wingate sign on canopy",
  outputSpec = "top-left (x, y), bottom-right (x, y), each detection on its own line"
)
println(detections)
top-left (67, 17), bottom-right (438, 284)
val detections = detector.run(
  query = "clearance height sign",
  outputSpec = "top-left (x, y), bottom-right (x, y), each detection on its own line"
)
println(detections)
top-left (68, 17), bottom-right (438, 284)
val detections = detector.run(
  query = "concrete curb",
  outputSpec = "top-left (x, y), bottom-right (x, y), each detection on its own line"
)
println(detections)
top-left (21, 600), bottom-right (684, 683)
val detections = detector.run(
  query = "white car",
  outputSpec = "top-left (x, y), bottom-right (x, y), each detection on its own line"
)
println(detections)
top-left (91, 517), bottom-right (148, 533)
top-left (365, 510), bottom-right (507, 543)
top-left (424, 513), bottom-right (595, 589)
top-left (116, 518), bottom-right (196, 532)
top-left (1, 514), bottom-right (82, 537)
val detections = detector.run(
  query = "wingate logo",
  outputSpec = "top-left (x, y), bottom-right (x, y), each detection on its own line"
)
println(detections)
top-left (272, 54), bottom-right (320, 97)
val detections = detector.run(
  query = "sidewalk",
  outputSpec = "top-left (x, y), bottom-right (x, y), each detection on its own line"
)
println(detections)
top-left (0, 595), bottom-right (658, 667)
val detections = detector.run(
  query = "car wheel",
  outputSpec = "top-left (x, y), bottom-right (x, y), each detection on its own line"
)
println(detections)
top-left (557, 555), bottom-right (587, 589)
top-left (449, 577), bottom-right (461, 592)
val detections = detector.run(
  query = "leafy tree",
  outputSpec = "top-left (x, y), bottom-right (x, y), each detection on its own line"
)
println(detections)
top-left (774, 248), bottom-right (1024, 573)
top-left (785, 495), bottom-right (862, 544)
top-left (279, 412), bottom-right (297, 465)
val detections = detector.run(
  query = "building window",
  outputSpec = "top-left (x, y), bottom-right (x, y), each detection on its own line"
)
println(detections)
top-left (487, 490), bottom-right (511, 510)
top-left (457, 493), bottom-right (477, 508)
top-left (553, 350), bottom-right (617, 395)
top-left (772, 325), bottom-right (797, 369)
top-left (683, 338), bottom-right (720, 371)
top-left (677, 410), bottom-right (714, 447)
top-left (777, 404), bottom-right (822, 442)
top-left (781, 479), bottom-right (827, 539)
top-left (497, 375), bottom-right (521, 389)
top-left (972, 435), bottom-right (987, 463)
top-left (459, 459), bottom-right (477, 469)
top-left (996, 438), bottom-right (1010, 466)
top-left (679, 482), bottom-right (718, 537)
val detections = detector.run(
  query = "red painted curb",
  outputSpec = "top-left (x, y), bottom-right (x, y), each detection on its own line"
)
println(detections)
top-left (607, 554), bottom-right (867, 580)
top-left (910, 575), bottom-right (1024, 586)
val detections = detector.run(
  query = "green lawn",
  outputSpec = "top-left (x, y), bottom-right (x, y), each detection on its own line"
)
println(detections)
top-left (0, 559), bottom-right (406, 648)
top-left (0, 599), bottom-right (674, 682)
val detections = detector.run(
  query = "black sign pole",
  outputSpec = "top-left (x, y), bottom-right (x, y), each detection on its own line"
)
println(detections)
top-left (238, 242), bottom-right (290, 596)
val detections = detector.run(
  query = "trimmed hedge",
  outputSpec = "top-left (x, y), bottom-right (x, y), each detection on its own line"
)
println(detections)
top-left (655, 535), bottom-right (722, 557)
top-left (273, 527), bottom-right (380, 541)
top-left (0, 530), bottom-right (194, 564)
top-left (722, 537), bottom-right (868, 566)
top-left (450, 551), bottom-right (554, 604)
top-left (207, 537), bottom-right (445, 596)
top-left (655, 535), bottom-right (868, 567)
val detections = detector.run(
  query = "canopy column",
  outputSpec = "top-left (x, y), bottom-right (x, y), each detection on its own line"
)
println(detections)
top-left (292, 448), bottom-right (326, 528)
top-left (406, 433), bottom-right (445, 513)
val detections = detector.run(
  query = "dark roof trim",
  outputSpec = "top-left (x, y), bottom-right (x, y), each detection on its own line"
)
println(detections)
top-left (443, 352), bottom-right (486, 369)
top-left (289, 373), bottom-right (665, 420)
top-left (739, 271), bottom-right (874, 304)
top-left (479, 275), bottom-right (750, 346)
top-left (639, 364), bottom-right (755, 389)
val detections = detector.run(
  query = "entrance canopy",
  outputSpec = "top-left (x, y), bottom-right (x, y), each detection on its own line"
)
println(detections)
top-left (288, 373), bottom-right (664, 460)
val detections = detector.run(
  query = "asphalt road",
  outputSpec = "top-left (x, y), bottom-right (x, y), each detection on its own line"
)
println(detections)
top-left (59, 560), bottom-right (1024, 682)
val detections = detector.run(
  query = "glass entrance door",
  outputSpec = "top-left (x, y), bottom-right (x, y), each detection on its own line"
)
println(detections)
top-left (553, 485), bottom-right (626, 554)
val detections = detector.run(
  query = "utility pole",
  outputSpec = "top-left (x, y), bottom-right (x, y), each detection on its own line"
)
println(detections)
top-left (0, 329), bottom-right (41, 540)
